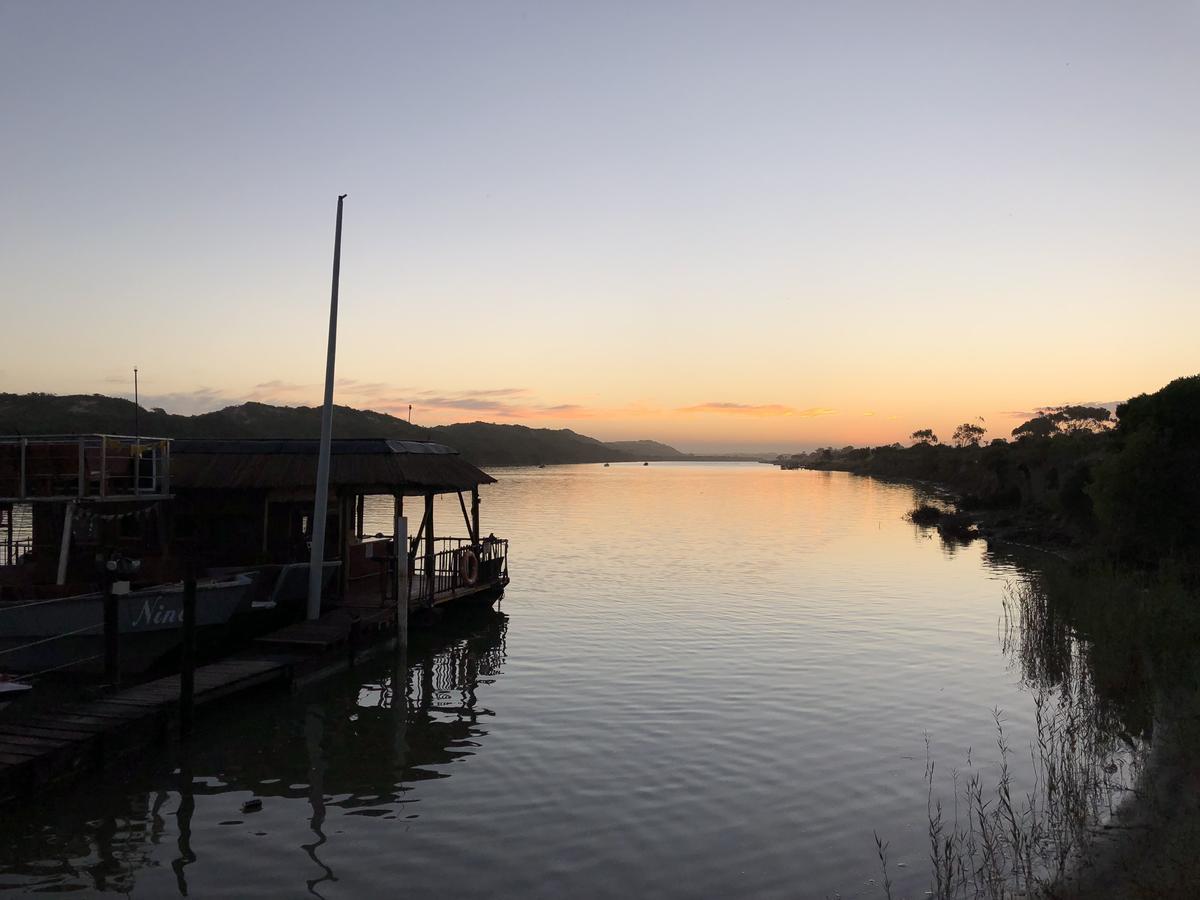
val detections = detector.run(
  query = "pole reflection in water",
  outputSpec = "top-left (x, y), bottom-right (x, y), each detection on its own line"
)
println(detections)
top-left (303, 704), bottom-right (334, 897)
top-left (0, 607), bottom-right (508, 896)
top-left (170, 760), bottom-right (195, 896)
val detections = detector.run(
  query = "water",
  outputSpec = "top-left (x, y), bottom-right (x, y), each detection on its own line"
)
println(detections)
top-left (0, 463), bottom-right (1099, 896)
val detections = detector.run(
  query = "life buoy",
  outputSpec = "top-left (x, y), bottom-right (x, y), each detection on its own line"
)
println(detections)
top-left (458, 549), bottom-right (479, 585)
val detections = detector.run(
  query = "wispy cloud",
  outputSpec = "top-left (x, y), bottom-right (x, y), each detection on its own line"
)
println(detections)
top-left (677, 402), bottom-right (803, 417)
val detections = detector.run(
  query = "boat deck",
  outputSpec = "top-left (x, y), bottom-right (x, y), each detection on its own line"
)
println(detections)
top-left (342, 575), bottom-right (506, 611)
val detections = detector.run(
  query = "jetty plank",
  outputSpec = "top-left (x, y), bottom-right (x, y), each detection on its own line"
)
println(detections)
top-left (0, 602), bottom-right (405, 803)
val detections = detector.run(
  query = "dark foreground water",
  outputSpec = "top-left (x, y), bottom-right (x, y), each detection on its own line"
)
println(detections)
top-left (0, 464), bottom-right (1132, 897)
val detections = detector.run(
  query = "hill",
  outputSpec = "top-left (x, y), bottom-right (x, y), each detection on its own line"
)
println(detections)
top-left (0, 393), bottom-right (677, 467)
top-left (602, 439), bottom-right (690, 460)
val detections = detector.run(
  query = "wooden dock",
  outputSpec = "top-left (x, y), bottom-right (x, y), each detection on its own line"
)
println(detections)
top-left (0, 603), bottom-right (402, 805)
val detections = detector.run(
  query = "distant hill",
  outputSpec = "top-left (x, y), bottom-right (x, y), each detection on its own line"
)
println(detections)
top-left (602, 439), bottom-right (690, 460)
top-left (0, 393), bottom-right (683, 467)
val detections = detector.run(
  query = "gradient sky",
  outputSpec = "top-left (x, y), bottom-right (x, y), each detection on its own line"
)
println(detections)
top-left (2, 2), bottom-right (1197, 451)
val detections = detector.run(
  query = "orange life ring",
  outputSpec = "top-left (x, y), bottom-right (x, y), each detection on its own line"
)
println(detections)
top-left (459, 549), bottom-right (479, 585)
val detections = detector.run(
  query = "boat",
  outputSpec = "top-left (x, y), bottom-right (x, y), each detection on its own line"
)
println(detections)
top-left (1, 434), bottom-right (509, 677)
top-left (0, 573), bottom-right (259, 674)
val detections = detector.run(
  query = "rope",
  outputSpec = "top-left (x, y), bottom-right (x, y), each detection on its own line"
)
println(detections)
top-left (0, 621), bottom-right (103, 656)
top-left (24, 652), bottom-right (104, 679)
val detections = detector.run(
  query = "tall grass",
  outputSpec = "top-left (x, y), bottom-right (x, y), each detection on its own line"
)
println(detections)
top-left (881, 579), bottom-right (1144, 899)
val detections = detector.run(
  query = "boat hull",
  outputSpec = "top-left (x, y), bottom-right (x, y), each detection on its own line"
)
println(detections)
top-left (0, 575), bottom-right (258, 675)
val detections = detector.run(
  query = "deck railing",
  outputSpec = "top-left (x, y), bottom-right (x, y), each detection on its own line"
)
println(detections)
top-left (0, 435), bottom-right (172, 502)
top-left (1, 537), bottom-right (33, 568)
top-left (409, 537), bottom-right (508, 604)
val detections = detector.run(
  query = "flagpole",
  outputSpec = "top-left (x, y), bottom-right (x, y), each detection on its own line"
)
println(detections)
top-left (307, 194), bottom-right (347, 620)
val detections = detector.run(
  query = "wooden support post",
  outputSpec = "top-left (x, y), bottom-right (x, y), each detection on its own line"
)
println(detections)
top-left (394, 496), bottom-right (408, 650)
top-left (180, 562), bottom-right (197, 736)
top-left (262, 496), bottom-right (271, 555)
top-left (103, 580), bottom-right (120, 686)
top-left (424, 493), bottom-right (435, 607)
top-left (458, 491), bottom-right (472, 538)
top-left (338, 492), bottom-right (351, 601)
top-left (355, 493), bottom-right (364, 538)
top-left (471, 487), bottom-right (480, 547)
top-left (77, 438), bottom-right (86, 497)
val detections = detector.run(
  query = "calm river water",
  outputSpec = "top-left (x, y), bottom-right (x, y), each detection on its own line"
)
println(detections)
top-left (0, 463), bottom-right (1103, 896)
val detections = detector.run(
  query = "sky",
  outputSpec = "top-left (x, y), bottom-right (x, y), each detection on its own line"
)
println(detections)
top-left (2, 1), bottom-right (1197, 452)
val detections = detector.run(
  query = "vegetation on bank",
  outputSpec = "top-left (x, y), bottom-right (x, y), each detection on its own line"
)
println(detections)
top-left (856, 376), bottom-right (1200, 897)
top-left (779, 375), bottom-right (1200, 575)
top-left (0, 392), bottom-right (694, 467)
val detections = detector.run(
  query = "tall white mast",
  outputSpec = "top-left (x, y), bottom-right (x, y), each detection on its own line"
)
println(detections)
top-left (307, 194), bottom-right (347, 620)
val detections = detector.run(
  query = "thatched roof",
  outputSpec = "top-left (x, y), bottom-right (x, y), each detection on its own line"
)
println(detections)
top-left (171, 439), bottom-right (495, 495)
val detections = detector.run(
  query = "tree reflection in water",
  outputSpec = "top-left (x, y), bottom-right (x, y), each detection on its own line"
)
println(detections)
top-left (903, 560), bottom-right (1200, 898)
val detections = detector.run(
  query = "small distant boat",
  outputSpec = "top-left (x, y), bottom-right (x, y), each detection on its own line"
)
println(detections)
top-left (643, 462), bottom-right (649, 466)
top-left (603, 463), bottom-right (610, 467)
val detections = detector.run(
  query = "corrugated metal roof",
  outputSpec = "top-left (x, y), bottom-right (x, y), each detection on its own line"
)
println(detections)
top-left (173, 438), bottom-right (459, 456)
top-left (171, 438), bottom-right (495, 493)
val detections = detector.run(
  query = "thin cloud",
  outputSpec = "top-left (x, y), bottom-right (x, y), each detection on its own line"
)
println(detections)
top-left (677, 402), bottom-right (802, 417)
top-left (254, 379), bottom-right (311, 393)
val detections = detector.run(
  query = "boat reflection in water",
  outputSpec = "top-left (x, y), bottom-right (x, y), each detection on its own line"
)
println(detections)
top-left (0, 607), bottom-right (508, 896)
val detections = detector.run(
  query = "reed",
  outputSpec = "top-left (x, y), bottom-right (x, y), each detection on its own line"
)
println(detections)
top-left (879, 579), bottom-right (1144, 899)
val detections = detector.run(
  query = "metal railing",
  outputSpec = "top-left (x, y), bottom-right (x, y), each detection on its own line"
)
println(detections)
top-left (409, 536), bottom-right (508, 604)
top-left (0, 590), bottom-right (107, 680)
top-left (1, 537), bottom-right (33, 568)
top-left (0, 435), bottom-right (172, 502)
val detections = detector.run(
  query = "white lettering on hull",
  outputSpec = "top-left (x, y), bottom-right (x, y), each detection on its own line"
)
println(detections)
top-left (130, 598), bottom-right (181, 630)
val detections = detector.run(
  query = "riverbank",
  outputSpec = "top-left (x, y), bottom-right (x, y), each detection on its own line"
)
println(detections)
top-left (775, 463), bottom-right (1200, 896)
top-left (1052, 697), bottom-right (1200, 898)
top-left (780, 461), bottom-right (1081, 562)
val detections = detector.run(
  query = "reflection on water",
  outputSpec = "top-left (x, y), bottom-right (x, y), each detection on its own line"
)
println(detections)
top-left (0, 464), bottom-right (1174, 897)
top-left (0, 609), bottom-right (507, 896)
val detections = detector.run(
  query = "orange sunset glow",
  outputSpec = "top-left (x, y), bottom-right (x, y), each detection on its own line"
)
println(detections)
top-left (3, 3), bottom-right (1196, 452)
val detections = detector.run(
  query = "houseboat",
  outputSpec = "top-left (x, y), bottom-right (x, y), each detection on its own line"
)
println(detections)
top-left (0, 435), bottom-right (508, 676)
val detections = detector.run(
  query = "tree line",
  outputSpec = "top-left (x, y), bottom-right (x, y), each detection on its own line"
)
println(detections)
top-left (783, 375), bottom-right (1200, 574)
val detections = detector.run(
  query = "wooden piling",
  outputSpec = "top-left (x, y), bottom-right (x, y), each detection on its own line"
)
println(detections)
top-left (103, 582), bottom-right (120, 686)
top-left (424, 493), bottom-right (435, 608)
top-left (180, 563), bottom-right (197, 736)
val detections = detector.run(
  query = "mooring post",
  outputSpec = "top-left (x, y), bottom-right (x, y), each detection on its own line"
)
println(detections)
top-left (470, 486), bottom-right (480, 547)
top-left (103, 580), bottom-right (120, 686)
top-left (393, 498), bottom-right (408, 650)
top-left (180, 560), bottom-right (197, 736)
top-left (424, 493), bottom-right (435, 608)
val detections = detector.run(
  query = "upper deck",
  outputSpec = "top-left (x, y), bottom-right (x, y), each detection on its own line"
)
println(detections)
top-left (0, 435), bottom-right (172, 503)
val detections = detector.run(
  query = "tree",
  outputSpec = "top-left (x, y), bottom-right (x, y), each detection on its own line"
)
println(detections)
top-left (1090, 375), bottom-right (1200, 566)
top-left (910, 428), bottom-right (938, 446)
top-left (952, 422), bottom-right (986, 447)
top-left (1012, 405), bottom-right (1113, 440)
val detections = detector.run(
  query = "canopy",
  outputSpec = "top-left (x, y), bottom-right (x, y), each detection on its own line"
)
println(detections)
top-left (171, 439), bottom-right (495, 495)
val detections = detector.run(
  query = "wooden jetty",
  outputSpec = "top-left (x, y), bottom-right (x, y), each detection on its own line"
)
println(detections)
top-left (0, 598), bottom-right (413, 804)
top-left (0, 434), bottom-right (510, 806)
